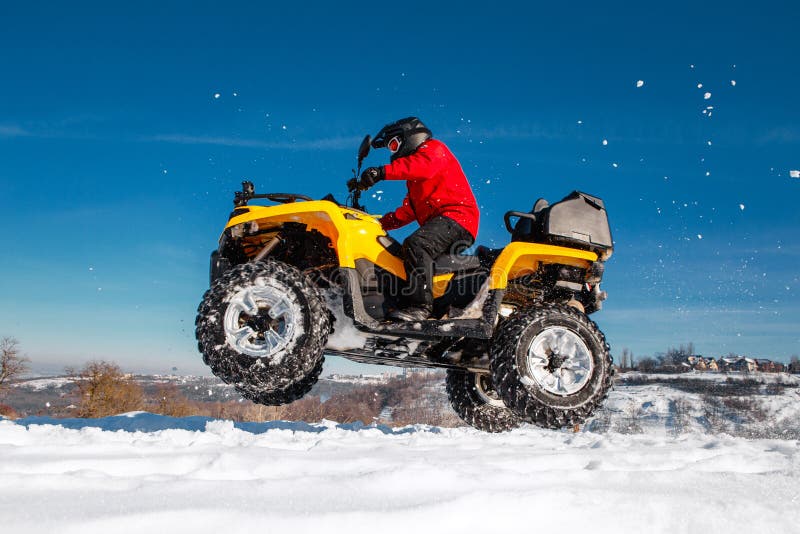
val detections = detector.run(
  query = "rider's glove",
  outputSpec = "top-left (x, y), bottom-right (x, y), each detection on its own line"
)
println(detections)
top-left (358, 166), bottom-right (385, 190)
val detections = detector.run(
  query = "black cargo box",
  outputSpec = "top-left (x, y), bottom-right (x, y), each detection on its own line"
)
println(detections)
top-left (542, 191), bottom-right (613, 259)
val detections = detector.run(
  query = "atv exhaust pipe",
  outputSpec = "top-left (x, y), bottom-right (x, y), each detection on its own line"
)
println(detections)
top-left (253, 235), bottom-right (282, 263)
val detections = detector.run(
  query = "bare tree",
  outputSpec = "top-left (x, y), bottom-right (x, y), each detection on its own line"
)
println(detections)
top-left (637, 357), bottom-right (657, 372)
top-left (656, 343), bottom-right (696, 371)
top-left (0, 337), bottom-right (30, 395)
top-left (153, 383), bottom-right (195, 417)
top-left (71, 361), bottom-right (144, 418)
top-left (618, 348), bottom-right (630, 370)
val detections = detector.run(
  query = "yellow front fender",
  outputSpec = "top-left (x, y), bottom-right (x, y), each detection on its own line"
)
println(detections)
top-left (488, 242), bottom-right (597, 289)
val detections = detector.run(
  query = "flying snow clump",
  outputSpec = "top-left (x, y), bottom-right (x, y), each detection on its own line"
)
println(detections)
top-left (704, 92), bottom-right (712, 100)
top-left (790, 170), bottom-right (800, 179)
top-left (213, 93), bottom-right (220, 99)
top-left (739, 204), bottom-right (745, 211)
top-left (636, 80), bottom-right (644, 88)
top-left (602, 139), bottom-right (608, 146)
top-left (731, 80), bottom-right (736, 86)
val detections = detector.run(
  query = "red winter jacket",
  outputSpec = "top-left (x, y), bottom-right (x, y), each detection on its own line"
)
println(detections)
top-left (378, 139), bottom-right (479, 238)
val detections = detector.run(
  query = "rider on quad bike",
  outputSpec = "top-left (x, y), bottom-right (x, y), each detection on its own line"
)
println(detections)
top-left (350, 117), bottom-right (479, 322)
top-left (196, 126), bottom-right (614, 433)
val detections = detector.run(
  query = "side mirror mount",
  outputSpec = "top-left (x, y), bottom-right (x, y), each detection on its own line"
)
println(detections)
top-left (243, 181), bottom-right (255, 196)
top-left (234, 180), bottom-right (256, 207)
top-left (357, 134), bottom-right (371, 168)
top-left (348, 135), bottom-right (372, 212)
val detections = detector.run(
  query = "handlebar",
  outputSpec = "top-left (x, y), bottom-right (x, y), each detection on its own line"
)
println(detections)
top-left (347, 186), bottom-right (365, 212)
top-left (234, 182), bottom-right (313, 207)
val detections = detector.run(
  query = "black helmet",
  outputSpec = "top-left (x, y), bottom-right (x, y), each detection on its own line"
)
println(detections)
top-left (371, 117), bottom-right (432, 161)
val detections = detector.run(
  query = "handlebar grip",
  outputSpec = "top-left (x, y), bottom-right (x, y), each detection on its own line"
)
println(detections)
top-left (504, 210), bottom-right (536, 234)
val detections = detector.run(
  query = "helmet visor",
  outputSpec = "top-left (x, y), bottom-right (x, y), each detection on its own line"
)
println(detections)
top-left (387, 136), bottom-right (402, 154)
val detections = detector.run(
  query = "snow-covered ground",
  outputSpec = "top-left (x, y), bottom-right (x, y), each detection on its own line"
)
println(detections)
top-left (10, 376), bottom-right (74, 391)
top-left (620, 371), bottom-right (800, 385)
top-left (1, 412), bottom-right (798, 534)
top-left (591, 375), bottom-right (800, 438)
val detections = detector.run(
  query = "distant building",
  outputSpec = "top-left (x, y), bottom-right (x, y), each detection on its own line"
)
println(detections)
top-left (718, 358), bottom-right (736, 372)
top-left (755, 359), bottom-right (779, 373)
top-left (682, 355), bottom-right (717, 372)
top-left (718, 357), bottom-right (756, 373)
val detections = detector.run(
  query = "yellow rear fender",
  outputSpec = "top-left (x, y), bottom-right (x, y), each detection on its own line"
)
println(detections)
top-left (489, 242), bottom-right (597, 289)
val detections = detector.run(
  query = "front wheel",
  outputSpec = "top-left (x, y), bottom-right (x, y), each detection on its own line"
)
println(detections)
top-left (195, 260), bottom-right (331, 405)
top-left (490, 304), bottom-right (612, 429)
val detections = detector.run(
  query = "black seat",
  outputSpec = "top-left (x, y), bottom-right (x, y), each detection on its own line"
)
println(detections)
top-left (476, 245), bottom-right (503, 267)
top-left (379, 235), bottom-right (482, 274)
top-left (433, 254), bottom-right (482, 275)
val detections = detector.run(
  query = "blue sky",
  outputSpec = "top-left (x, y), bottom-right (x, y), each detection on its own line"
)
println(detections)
top-left (1, 1), bottom-right (799, 374)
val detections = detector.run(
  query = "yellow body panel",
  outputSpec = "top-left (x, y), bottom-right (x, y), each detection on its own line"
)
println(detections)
top-left (488, 242), bottom-right (597, 290)
top-left (226, 201), bottom-right (395, 267)
top-left (431, 273), bottom-right (455, 297)
top-left (224, 201), bottom-right (597, 297)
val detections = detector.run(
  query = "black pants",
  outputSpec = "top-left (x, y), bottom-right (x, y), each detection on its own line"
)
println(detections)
top-left (402, 216), bottom-right (474, 307)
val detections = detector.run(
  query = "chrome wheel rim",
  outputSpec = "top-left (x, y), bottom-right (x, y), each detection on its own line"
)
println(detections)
top-left (525, 326), bottom-right (593, 396)
top-left (223, 281), bottom-right (297, 359)
top-left (475, 374), bottom-right (506, 408)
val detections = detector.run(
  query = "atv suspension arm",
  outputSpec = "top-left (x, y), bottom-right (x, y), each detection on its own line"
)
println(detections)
top-left (253, 235), bottom-right (283, 263)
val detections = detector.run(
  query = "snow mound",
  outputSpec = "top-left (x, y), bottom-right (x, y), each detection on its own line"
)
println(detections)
top-left (1, 413), bottom-right (798, 533)
top-left (11, 411), bottom-right (418, 435)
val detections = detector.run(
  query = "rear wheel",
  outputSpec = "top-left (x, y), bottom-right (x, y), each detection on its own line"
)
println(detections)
top-left (490, 304), bottom-right (612, 429)
top-left (195, 260), bottom-right (330, 405)
top-left (445, 370), bottom-right (522, 432)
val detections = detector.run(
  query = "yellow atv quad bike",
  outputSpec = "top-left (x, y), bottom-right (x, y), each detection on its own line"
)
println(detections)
top-left (196, 136), bottom-right (614, 432)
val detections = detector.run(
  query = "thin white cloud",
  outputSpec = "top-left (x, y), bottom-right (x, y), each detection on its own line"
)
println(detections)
top-left (150, 133), bottom-right (361, 151)
top-left (0, 124), bottom-right (30, 138)
top-left (756, 127), bottom-right (800, 144)
top-left (446, 123), bottom-right (573, 142)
